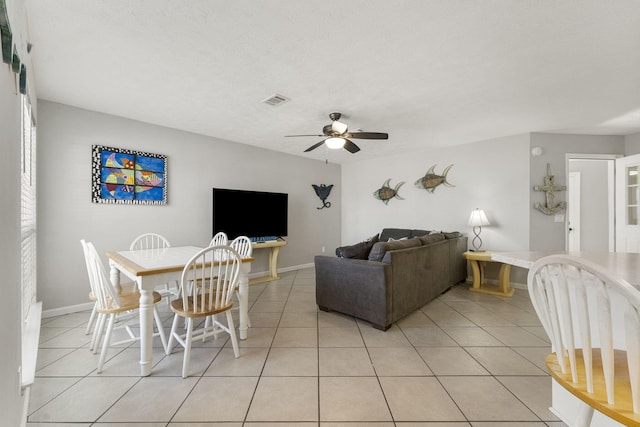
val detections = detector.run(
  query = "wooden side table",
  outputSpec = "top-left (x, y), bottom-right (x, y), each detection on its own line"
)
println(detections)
top-left (463, 251), bottom-right (515, 297)
top-left (249, 239), bottom-right (287, 285)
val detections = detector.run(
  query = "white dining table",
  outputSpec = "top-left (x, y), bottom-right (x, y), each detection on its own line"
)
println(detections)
top-left (106, 245), bottom-right (253, 376)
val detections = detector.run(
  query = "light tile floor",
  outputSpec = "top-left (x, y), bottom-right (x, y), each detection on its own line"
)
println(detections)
top-left (27, 267), bottom-right (569, 426)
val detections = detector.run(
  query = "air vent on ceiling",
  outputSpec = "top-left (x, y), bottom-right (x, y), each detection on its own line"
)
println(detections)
top-left (261, 93), bottom-right (290, 106)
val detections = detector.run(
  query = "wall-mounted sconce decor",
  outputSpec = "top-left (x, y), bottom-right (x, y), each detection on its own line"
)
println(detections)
top-left (414, 164), bottom-right (455, 193)
top-left (533, 163), bottom-right (566, 215)
top-left (312, 184), bottom-right (333, 209)
top-left (373, 178), bottom-right (405, 205)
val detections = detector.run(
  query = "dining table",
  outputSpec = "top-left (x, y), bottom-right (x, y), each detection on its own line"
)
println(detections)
top-left (106, 245), bottom-right (253, 376)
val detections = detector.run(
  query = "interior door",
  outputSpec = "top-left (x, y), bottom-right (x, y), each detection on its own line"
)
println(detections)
top-left (567, 172), bottom-right (581, 251)
top-left (615, 154), bottom-right (640, 252)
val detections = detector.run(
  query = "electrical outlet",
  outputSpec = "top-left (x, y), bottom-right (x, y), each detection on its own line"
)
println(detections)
top-left (554, 213), bottom-right (565, 223)
top-left (321, 246), bottom-right (325, 253)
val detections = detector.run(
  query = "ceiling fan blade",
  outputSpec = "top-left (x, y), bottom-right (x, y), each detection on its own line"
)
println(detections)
top-left (346, 132), bottom-right (388, 140)
top-left (286, 134), bottom-right (324, 137)
top-left (343, 139), bottom-right (361, 153)
top-left (304, 140), bottom-right (327, 152)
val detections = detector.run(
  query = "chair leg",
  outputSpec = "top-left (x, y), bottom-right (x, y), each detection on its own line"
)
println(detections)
top-left (166, 314), bottom-right (180, 355)
top-left (226, 311), bottom-right (240, 358)
top-left (91, 313), bottom-right (106, 354)
top-left (153, 306), bottom-right (168, 353)
top-left (97, 314), bottom-right (115, 373)
top-left (182, 318), bottom-right (194, 378)
top-left (85, 303), bottom-right (97, 335)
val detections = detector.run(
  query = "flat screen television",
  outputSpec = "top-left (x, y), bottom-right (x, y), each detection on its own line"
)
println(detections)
top-left (212, 188), bottom-right (288, 240)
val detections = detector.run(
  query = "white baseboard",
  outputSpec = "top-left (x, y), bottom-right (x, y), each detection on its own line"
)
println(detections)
top-left (42, 301), bottom-right (94, 319)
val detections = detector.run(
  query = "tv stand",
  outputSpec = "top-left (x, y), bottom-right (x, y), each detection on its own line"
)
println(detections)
top-left (249, 239), bottom-right (287, 285)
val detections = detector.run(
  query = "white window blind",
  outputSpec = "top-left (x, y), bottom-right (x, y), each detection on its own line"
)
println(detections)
top-left (21, 95), bottom-right (36, 324)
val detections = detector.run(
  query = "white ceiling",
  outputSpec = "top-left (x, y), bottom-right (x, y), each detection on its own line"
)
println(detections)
top-left (25, 0), bottom-right (640, 164)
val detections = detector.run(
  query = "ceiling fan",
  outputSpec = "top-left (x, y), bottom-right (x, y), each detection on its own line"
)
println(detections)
top-left (286, 112), bottom-right (389, 153)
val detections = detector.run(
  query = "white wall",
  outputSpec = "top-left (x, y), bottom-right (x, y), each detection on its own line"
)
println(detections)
top-left (529, 133), bottom-right (625, 250)
top-left (1, 0), bottom-right (34, 423)
top-left (37, 101), bottom-right (341, 312)
top-left (342, 133), bottom-right (531, 252)
top-left (625, 131), bottom-right (640, 155)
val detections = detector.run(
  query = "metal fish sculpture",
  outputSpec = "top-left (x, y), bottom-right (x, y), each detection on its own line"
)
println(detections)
top-left (415, 164), bottom-right (455, 193)
top-left (373, 178), bottom-right (405, 205)
top-left (312, 184), bottom-right (333, 209)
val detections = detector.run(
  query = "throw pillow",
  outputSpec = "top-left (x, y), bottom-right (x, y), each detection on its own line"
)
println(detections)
top-left (335, 234), bottom-right (379, 259)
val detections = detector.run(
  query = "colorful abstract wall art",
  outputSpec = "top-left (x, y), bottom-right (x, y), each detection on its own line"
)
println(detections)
top-left (91, 145), bottom-right (167, 205)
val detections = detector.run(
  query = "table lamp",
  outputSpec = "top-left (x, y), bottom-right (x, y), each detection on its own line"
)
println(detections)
top-left (468, 208), bottom-right (490, 251)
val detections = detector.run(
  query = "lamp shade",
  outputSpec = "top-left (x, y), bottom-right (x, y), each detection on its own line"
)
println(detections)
top-left (325, 137), bottom-right (345, 149)
top-left (468, 209), bottom-right (490, 227)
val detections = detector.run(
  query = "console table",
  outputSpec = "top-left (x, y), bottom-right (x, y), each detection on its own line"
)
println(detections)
top-left (463, 250), bottom-right (514, 297)
top-left (250, 239), bottom-right (287, 285)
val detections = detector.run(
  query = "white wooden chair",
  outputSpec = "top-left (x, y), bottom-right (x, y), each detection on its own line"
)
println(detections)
top-left (166, 245), bottom-right (242, 378)
top-left (82, 240), bottom-right (167, 373)
top-left (81, 240), bottom-right (136, 351)
top-left (528, 254), bottom-right (640, 427)
top-left (230, 236), bottom-right (252, 326)
top-left (209, 231), bottom-right (228, 247)
top-left (130, 233), bottom-right (178, 304)
top-left (204, 235), bottom-right (253, 331)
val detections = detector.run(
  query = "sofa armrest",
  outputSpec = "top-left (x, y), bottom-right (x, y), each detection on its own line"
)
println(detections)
top-left (314, 256), bottom-right (392, 328)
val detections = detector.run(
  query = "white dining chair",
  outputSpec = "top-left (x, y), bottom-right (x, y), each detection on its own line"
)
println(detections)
top-left (230, 236), bottom-right (252, 326)
top-left (166, 245), bottom-right (242, 378)
top-left (81, 239), bottom-right (136, 351)
top-left (209, 231), bottom-right (228, 247)
top-left (82, 240), bottom-right (167, 372)
top-left (528, 254), bottom-right (640, 427)
top-left (130, 233), bottom-right (178, 304)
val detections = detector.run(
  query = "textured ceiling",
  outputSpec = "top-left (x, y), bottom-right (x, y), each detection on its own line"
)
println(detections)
top-left (26, 0), bottom-right (640, 164)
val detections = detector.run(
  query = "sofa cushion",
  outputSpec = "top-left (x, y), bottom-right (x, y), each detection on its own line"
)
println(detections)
top-left (410, 229), bottom-right (430, 238)
top-left (417, 233), bottom-right (446, 246)
top-left (336, 234), bottom-right (379, 259)
top-left (443, 231), bottom-right (462, 239)
top-left (368, 237), bottom-right (421, 262)
top-left (379, 228), bottom-right (412, 242)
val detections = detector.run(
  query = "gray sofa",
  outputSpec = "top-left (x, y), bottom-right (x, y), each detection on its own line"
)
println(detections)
top-left (314, 228), bottom-right (467, 330)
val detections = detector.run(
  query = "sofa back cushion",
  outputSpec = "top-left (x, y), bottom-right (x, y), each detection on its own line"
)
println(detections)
top-left (379, 228), bottom-right (412, 242)
top-left (335, 234), bottom-right (379, 259)
top-left (368, 237), bottom-right (421, 262)
top-left (417, 233), bottom-right (446, 246)
top-left (410, 229), bottom-right (430, 238)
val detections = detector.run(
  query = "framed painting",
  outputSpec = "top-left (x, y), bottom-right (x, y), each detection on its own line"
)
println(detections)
top-left (91, 145), bottom-right (167, 205)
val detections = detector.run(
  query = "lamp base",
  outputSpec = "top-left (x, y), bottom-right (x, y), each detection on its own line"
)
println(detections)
top-left (471, 226), bottom-right (484, 252)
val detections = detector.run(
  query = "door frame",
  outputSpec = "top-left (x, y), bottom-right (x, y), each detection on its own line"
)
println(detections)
top-left (565, 153), bottom-right (621, 252)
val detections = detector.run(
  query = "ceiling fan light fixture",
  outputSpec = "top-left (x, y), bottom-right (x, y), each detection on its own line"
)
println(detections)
top-left (325, 137), bottom-right (345, 149)
top-left (331, 120), bottom-right (348, 134)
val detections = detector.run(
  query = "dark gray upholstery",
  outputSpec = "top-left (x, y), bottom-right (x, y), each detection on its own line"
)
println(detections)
top-left (315, 228), bottom-right (467, 331)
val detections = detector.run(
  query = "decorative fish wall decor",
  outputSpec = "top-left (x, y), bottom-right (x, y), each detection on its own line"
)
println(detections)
top-left (373, 178), bottom-right (405, 205)
top-left (312, 184), bottom-right (333, 209)
top-left (415, 164), bottom-right (455, 193)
